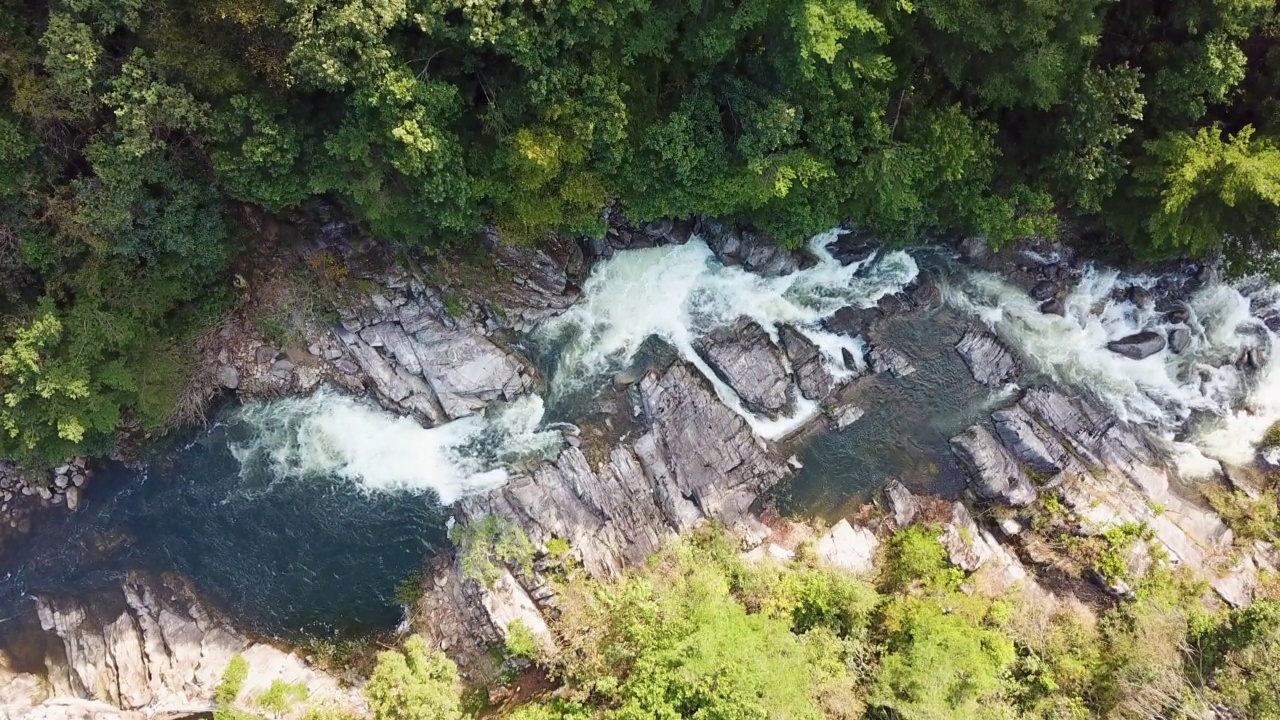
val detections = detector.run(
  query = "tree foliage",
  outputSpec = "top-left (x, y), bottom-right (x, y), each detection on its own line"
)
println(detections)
top-left (0, 0), bottom-right (1278, 463)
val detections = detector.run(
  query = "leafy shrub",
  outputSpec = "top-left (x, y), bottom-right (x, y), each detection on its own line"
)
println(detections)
top-left (503, 619), bottom-right (541, 661)
top-left (214, 654), bottom-right (249, 706)
top-left (451, 515), bottom-right (537, 587)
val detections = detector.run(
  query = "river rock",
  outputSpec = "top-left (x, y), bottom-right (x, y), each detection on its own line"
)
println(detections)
top-left (826, 231), bottom-right (876, 266)
top-left (955, 327), bottom-right (1019, 386)
top-left (217, 365), bottom-right (240, 390)
top-left (1168, 327), bottom-right (1191, 354)
top-left (1106, 330), bottom-right (1166, 360)
top-left (828, 403), bottom-right (865, 430)
top-left (1040, 298), bottom-right (1065, 316)
top-left (884, 480), bottom-right (919, 526)
top-left (269, 359), bottom-right (295, 381)
top-left (698, 219), bottom-right (801, 277)
top-left (950, 426), bottom-right (1037, 506)
top-left (697, 318), bottom-right (794, 417)
top-left (65, 486), bottom-right (80, 511)
top-left (815, 519), bottom-right (878, 573)
top-left (778, 325), bottom-right (836, 401)
top-left (959, 236), bottom-right (990, 262)
top-left (991, 406), bottom-right (1061, 474)
top-left (869, 346), bottom-right (915, 377)
top-left (824, 306), bottom-right (881, 338)
top-left (1031, 281), bottom-right (1058, 302)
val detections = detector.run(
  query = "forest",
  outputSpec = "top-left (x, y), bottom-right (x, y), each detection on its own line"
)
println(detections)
top-left (0, 0), bottom-right (1278, 462)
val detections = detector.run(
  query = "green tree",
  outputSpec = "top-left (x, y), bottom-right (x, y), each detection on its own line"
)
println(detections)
top-left (364, 635), bottom-right (462, 720)
top-left (1133, 125), bottom-right (1280, 272)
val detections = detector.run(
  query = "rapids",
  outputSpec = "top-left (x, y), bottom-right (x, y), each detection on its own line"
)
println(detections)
top-left (3, 227), bottom-right (1279, 640)
top-left (536, 232), bottom-right (919, 438)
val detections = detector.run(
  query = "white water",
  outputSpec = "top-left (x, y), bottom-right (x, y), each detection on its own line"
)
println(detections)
top-left (536, 231), bottom-right (919, 438)
top-left (228, 388), bottom-right (564, 503)
top-left (942, 264), bottom-right (1280, 473)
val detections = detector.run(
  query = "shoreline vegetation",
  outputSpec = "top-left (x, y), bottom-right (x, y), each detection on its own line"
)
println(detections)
top-left (1, 0), bottom-right (1279, 468)
top-left (220, 523), bottom-right (1280, 720)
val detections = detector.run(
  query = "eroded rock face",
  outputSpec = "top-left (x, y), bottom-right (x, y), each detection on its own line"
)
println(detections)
top-left (2, 574), bottom-right (360, 720)
top-left (955, 328), bottom-right (1019, 386)
top-left (960, 386), bottom-right (1264, 605)
top-left (336, 289), bottom-right (533, 423)
top-left (779, 325), bottom-right (837, 402)
top-left (949, 426), bottom-right (1037, 506)
top-left (419, 362), bottom-right (792, 671)
top-left (457, 362), bottom-right (791, 579)
top-left (1107, 330), bottom-right (1166, 360)
top-left (697, 319), bottom-right (794, 417)
top-left (698, 219), bottom-right (804, 277)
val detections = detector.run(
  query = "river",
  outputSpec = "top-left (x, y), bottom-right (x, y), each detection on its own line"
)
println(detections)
top-left (2, 232), bottom-right (1278, 640)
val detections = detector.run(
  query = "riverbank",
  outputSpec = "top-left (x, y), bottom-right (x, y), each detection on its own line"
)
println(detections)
top-left (3, 214), bottom-right (1279, 716)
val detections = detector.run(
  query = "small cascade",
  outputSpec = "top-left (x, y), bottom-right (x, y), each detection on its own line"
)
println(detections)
top-left (229, 388), bottom-right (564, 504)
top-left (535, 231), bottom-right (919, 439)
top-left (942, 262), bottom-right (1280, 471)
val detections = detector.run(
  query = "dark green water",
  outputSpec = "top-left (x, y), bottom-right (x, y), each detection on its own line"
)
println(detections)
top-left (774, 303), bottom-right (1001, 523)
top-left (0, 415), bottom-right (449, 638)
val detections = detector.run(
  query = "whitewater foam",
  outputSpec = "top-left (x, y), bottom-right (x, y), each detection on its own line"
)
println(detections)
top-left (535, 230), bottom-right (919, 439)
top-left (228, 388), bottom-right (563, 503)
top-left (943, 263), bottom-right (1280, 471)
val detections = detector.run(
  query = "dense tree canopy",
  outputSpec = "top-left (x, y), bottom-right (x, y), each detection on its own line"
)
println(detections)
top-left (1, 0), bottom-right (1278, 462)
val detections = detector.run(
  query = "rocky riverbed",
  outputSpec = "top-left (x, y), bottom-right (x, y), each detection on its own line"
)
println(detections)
top-left (4, 212), bottom-right (1279, 713)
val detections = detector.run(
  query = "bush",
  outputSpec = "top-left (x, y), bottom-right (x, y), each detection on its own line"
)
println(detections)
top-left (504, 619), bottom-right (541, 661)
top-left (256, 680), bottom-right (309, 714)
top-left (451, 515), bottom-right (537, 587)
top-left (365, 636), bottom-right (462, 720)
top-left (885, 525), bottom-right (963, 592)
top-left (214, 654), bottom-right (249, 706)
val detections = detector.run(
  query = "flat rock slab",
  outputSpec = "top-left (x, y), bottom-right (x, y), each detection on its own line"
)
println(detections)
top-left (955, 327), bottom-right (1019, 386)
top-left (816, 519), bottom-right (879, 573)
top-left (698, 318), bottom-right (794, 417)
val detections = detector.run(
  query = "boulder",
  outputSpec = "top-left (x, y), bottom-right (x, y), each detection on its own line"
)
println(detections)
top-left (697, 318), bottom-right (794, 417)
top-left (949, 426), bottom-right (1037, 506)
top-left (1168, 327), bottom-right (1191, 354)
top-left (778, 325), bottom-right (835, 402)
top-left (884, 480), bottom-right (919, 526)
top-left (868, 346), bottom-right (915, 377)
top-left (699, 219), bottom-right (802, 277)
top-left (1106, 330), bottom-right (1166, 360)
top-left (815, 520), bottom-right (879, 573)
top-left (955, 328), bottom-right (1019, 386)
top-left (217, 366), bottom-right (240, 390)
